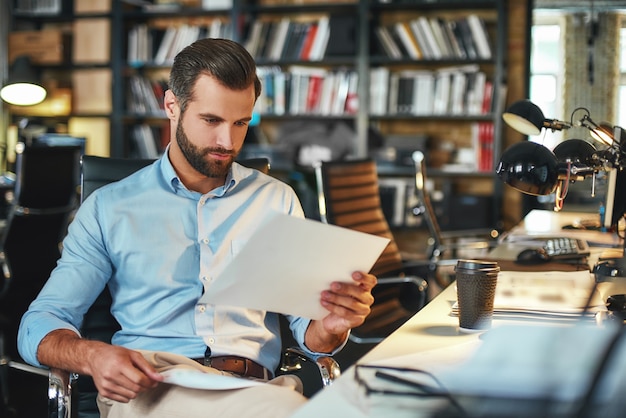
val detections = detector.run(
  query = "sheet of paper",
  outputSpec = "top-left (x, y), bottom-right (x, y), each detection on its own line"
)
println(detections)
top-left (203, 212), bottom-right (390, 319)
top-left (161, 369), bottom-right (265, 390)
top-left (451, 270), bottom-right (601, 319)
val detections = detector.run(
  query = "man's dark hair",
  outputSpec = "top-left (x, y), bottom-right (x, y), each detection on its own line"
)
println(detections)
top-left (169, 38), bottom-right (262, 113)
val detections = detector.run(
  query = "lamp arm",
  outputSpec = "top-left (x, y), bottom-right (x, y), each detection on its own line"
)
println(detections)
top-left (543, 119), bottom-right (572, 131)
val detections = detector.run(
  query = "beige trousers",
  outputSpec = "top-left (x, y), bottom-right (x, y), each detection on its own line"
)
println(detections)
top-left (97, 351), bottom-right (308, 418)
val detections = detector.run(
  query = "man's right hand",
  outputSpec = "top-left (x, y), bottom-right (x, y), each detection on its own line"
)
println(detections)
top-left (86, 343), bottom-right (163, 402)
top-left (38, 329), bottom-right (163, 403)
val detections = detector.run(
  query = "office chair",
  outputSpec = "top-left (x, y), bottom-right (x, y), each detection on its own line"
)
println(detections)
top-left (411, 151), bottom-right (496, 289)
top-left (314, 158), bottom-right (429, 366)
top-left (0, 143), bottom-right (82, 417)
top-left (48, 155), bottom-right (340, 418)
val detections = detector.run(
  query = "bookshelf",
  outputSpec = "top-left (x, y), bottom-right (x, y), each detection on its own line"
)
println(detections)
top-left (5, 0), bottom-right (508, 232)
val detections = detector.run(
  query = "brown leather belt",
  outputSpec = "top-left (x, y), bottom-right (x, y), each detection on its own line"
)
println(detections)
top-left (191, 355), bottom-right (271, 380)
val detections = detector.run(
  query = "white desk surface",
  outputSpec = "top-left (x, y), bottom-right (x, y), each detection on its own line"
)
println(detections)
top-left (291, 284), bottom-right (476, 418)
top-left (290, 209), bottom-right (616, 418)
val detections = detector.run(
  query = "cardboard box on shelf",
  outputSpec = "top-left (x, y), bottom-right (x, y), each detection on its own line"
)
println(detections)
top-left (9, 30), bottom-right (69, 65)
top-left (74, 0), bottom-right (111, 13)
top-left (69, 117), bottom-right (111, 157)
top-left (72, 69), bottom-right (112, 114)
top-left (73, 18), bottom-right (110, 63)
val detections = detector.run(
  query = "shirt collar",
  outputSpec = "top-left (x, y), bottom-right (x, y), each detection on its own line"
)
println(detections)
top-left (158, 148), bottom-right (245, 197)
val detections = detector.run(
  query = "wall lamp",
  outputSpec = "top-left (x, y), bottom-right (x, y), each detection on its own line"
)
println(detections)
top-left (0, 55), bottom-right (47, 106)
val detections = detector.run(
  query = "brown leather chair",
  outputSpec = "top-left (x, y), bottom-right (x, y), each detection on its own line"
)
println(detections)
top-left (314, 158), bottom-right (429, 362)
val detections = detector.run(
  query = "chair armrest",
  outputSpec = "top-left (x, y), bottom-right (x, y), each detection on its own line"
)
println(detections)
top-left (279, 346), bottom-right (341, 388)
top-left (350, 274), bottom-right (429, 344)
top-left (49, 368), bottom-right (73, 418)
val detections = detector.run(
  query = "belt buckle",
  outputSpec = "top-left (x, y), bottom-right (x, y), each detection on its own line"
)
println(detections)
top-left (203, 355), bottom-right (212, 367)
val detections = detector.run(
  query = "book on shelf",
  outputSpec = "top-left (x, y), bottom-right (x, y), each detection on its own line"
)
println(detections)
top-left (127, 24), bottom-right (155, 65)
top-left (481, 80), bottom-right (494, 114)
top-left (374, 26), bottom-right (402, 59)
top-left (132, 124), bottom-right (161, 159)
top-left (449, 70), bottom-right (467, 115)
top-left (394, 22), bottom-right (422, 60)
top-left (305, 68), bottom-right (327, 113)
top-left (309, 16), bottom-right (330, 61)
top-left (153, 26), bottom-right (177, 64)
top-left (369, 67), bottom-right (390, 116)
top-left (413, 71), bottom-right (435, 115)
top-left (14, 0), bottom-right (61, 14)
top-left (442, 19), bottom-right (466, 59)
top-left (128, 76), bottom-right (166, 116)
top-left (428, 17), bottom-right (453, 58)
top-left (409, 19), bottom-right (434, 59)
top-left (416, 16), bottom-right (441, 59)
top-left (298, 23), bottom-right (319, 60)
top-left (255, 20), bottom-right (274, 59)
top-left (269, 18), bottom-right (291, 61)
top-left (281, 22), bottom-right (306, 60)
top-left (472, 121), bottom-right (495, 172)
top-left (325, 15), bottom-right (358, 57)
top-left (202, 0), bottom-right (233, 10)
top-left (152, 22), bottom-right (231, 65)
top-left (465, 71), bottom-right (486, 115)
top-left (274, 71), bottom-right (288, 116)
top-left (466, 14), bottom-right (492, 59)
top-left (331, 70), bottom-right (351, 115)
top-left (455, 18), bottom-right (478, 60)
top-left (345, 72), bottom-right (359, 114)
top-left (381, 64), bottom-right (489, 117)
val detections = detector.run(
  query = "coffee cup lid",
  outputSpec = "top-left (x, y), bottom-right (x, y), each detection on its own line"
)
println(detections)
top-left (455, 259), bottom-right (499, 271)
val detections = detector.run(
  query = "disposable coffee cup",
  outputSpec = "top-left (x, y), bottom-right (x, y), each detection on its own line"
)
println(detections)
top-left (455, 259), bottom-right (500, 333)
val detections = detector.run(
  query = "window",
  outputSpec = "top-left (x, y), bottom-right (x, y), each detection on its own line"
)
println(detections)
top-left (529, 15), bottom-right (564, 148)
top-left (618, 24), bottom-right (626, 128)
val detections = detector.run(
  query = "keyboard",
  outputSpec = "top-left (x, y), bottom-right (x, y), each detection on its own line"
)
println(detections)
top-left (542, 237), bottom-right (590, 260)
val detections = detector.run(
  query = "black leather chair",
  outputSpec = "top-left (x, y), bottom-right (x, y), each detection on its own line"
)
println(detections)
top-left (0, 142), bottom-right (82, 417)
top-left (48, 155), bottom-right (340, 418)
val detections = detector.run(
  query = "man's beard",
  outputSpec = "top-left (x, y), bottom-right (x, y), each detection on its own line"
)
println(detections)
top-left (176, 121), bottom-right (236, 178)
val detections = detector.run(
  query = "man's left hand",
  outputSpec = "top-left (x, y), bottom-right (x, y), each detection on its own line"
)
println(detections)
top-left (305, 271), bottom-right (377, 353)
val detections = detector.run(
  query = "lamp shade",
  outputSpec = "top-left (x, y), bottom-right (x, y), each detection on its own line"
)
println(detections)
top-left (502, 100), bottom-right (545, 136)
top-left (553, 139), bottom-right (596, 165)
top-left (589, 122), bottom-right (615, 147)
top-left (496, 141), bottom-right (559, 196)
top-left (0, 55), bottom-right (47, 106)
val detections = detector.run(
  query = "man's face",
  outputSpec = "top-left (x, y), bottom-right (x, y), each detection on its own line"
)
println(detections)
top-left (172, 74), bottom-right (256, 179)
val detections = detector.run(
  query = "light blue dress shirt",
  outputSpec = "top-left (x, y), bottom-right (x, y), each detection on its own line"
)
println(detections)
top-left (18, 153), bottom-right (339, 372)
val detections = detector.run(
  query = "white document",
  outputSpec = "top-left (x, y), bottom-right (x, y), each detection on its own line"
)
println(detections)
top-left (161, 369), bottom-right (264, 390)
top-left (203, 212), bottom-right (390, 319)
top-left (451, 270), bottom-right (601, 319)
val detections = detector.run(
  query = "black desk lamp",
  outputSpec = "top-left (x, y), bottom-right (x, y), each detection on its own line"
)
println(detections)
top-left (502, 99), bottom-right (572, 135)
top-left (0, 55), bottom-right (47, 106)
top-left (497, 100), bottom-right (622, 206)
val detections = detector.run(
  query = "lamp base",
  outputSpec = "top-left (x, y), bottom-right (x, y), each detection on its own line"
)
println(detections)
top-left (593, 253), bottom-right (626, 306)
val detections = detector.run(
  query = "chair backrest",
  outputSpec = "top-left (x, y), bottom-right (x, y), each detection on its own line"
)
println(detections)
top-left (0, 143), bottom-right (82, 358)
top-left (81, 155), bottom-right (271, 203)
top-left (315, 159), bottom-right (404, 277)
top-left (80, 156), bottom-right (156, 203)
top-left (411, 151), bottom-right (443, 260)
